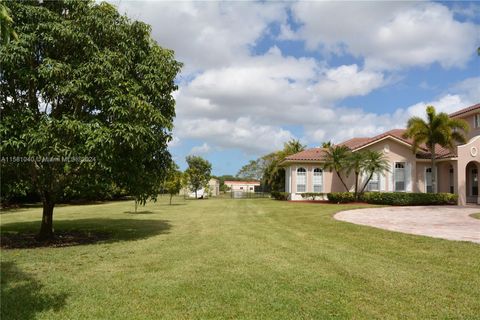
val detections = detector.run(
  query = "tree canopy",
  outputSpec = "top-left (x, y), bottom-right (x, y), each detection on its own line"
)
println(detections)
top-left (263, 139), bottom-right (306, 191)
top-left (185, 155), bottom-right (212, 198)
top-left (164, 167), bottom-right (183, 205)
top-left (236, 159), bottom-right (264, 181)
top-left (403, 105), bottom-right (468, 193)
top-left (0, 0), bottom-right (182, 239)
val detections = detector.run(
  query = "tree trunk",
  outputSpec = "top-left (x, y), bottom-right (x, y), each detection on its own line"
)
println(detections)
top-left (195, 189), bottom-right (197, 199)
top-left (169, 194), bottom-right (173, 205)
top-left (134, 198), bottom-right (138, 213)
top-left (359, 172), bottom-right (374, 194)
top-left (431, 148), bottom-right (437, 193)
top-left (336, 171), bottom-right (349, 192)
top-left (38, 200), bottom-right (55, 240)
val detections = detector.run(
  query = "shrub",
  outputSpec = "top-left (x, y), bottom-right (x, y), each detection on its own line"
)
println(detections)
top-left (361, 192), bottom-right (458, 206)
top-left (327, 192), bottom-right (356, 203)
top-left (271, 191), bottom-right (289, 201)
top-left (301, 193), bottom-right (327, 200)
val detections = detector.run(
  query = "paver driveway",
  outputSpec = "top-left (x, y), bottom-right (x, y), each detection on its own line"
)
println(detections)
top-left (335, 206), bottom-right (480, 244)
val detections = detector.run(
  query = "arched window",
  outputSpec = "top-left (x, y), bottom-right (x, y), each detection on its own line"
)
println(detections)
top-left (313, 168), bottom-right (323, 192)
top-left (296, 168), bottom-right (306, 192)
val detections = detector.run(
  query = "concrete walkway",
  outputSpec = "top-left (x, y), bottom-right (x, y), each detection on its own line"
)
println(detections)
top-left (334, 206), bottom-right (480, 244)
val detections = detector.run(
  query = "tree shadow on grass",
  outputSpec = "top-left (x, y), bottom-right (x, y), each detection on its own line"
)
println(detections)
top-left (1, 261), bottom-right (68, 319)
top-left (1, 218), bottom-right (171, 249)
top-left (124, 210), bottom-right (155, 214)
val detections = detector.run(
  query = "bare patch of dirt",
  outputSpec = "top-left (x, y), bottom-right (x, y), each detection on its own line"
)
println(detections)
top-left (1, 231), bottom-right (110, 249)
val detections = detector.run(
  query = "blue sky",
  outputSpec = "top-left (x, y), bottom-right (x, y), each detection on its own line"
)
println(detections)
top-left (115, 1), bottom-right (480, 176)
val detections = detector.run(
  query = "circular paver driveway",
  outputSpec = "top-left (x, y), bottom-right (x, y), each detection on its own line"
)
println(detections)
top-left (335, 206), bottom-right (480, 244)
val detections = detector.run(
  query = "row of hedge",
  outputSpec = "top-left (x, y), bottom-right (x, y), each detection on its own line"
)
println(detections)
top-left (327, 192), bottom-right (458, 205)
top-left (270, 191), bottom-right (289, 200)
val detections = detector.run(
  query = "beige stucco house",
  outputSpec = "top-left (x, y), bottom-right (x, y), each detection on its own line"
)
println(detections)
top-left (281, 103), bottom-right (480, 205)
top-left (183, 178), bottom-right (220, 198)
top-left (224, 180), bottom-right (261, 192)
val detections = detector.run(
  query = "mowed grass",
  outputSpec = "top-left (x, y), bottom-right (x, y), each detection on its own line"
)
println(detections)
top-left (471, 212), bottom-right (480, 220)
top-left (1, 198), bottom-right (479, 320)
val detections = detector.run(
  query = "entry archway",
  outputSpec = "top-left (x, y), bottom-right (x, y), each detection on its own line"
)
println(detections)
top-left (465, 161), bottom-right (480, 203)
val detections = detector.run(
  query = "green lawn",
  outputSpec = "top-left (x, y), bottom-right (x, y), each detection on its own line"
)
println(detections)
top-left (471, 212), bottom-right (480, 220)
top-left (1, 198), bottom-right (479, 319)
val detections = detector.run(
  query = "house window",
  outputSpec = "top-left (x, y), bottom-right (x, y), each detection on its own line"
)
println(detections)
top-left (240, 187), bottom-right (243, 190)
top-left (472, 168), bottom-right (478, 196)
top-left (296, 167), bottom-right (306, 193)
top-left (475, 114), bottom-right (480, 128)
top-left (367, 173), bottom-right (380, 191)
top-left (313, 168), bottom-right (323, 192)
top-left (249, 187), bottom-right (253, 191)
top-left (394, 162), bottom-right (406, 192)
top-left (426, 168), bottom-right (433, 193)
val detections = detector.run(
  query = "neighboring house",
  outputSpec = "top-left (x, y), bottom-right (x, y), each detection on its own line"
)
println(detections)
top-left (224, 180), bottom-right (261, 193)
top-left (185, 178), bottom-right (220, 198)
top-left (281, 103), bottom-right (480, 205)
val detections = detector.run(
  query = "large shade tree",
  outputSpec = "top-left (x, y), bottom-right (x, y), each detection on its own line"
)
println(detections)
top-left (403, 106), bottom-right (469, 193)
top-left (0, 0), bottom-right (182, 239)
top-left (0, 0), bottom-right (17, 44)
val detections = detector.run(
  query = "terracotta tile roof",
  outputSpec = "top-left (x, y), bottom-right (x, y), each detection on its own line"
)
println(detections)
top-left (417, 145), bottom-right (456, 159)
top-left (224, 180), bottom-right (260, 185)
top-left (284, 104), bottom-right (476, 163)
top-left (283, 148), bottom-right (327, 161)
top-left (338, 137), bottom-right (370, 150)
top-left (338, 129), bottom-right (429, 152)
top-left (449, 103), bottom-right (480, 118)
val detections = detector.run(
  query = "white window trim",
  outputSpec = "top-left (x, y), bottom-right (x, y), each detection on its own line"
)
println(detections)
top-left (425, 167), bottom-right (433, 193)
top-left (475, 114), bottom-right (480, 128)
top-left (313, 168), bottom-right (324, 193)
top-left (394, 162), bottom-right (406, 192)
top-left (296, 167), bottom-right (307, 194)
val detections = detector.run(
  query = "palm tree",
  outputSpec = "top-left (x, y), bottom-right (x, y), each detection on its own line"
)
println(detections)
top-left (358, 150), bottom-right (390, 194)
top-left (282, 139), bottom-right (305, 156)
top-left (321, 141), bottom-right (332, 148)
top-left (346, 151), bottom-right (365, 200)
top-left (403, 105), bottom-right (469, 193)
top-left (0, 0), bottom-right (18, 45)
top-left (263, 139), bottom-right (306, 191)
top-left (322, 145), bottom-right (351, 191)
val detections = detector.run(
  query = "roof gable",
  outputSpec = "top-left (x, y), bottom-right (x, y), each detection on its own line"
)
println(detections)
top-left (449, 103), bottom-right (480, 118)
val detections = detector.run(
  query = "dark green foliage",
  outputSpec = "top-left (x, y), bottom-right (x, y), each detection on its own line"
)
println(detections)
top-left (270, 191), bottom-right (289, 200)
top-left (0, 0), bottom-right (181, 237)
top-left (236, 159), bottom-right (264, 180)
top-left (328, 192), bottom-right (458, 205)
top-left (403, 106), bottom-right (469, 193)
top-left (361, 192), bottom-right (458, 206)
top-left (263, 139), bottom-right (306, 191)
top-left (327, 192), bottom-right (356, 203)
